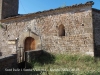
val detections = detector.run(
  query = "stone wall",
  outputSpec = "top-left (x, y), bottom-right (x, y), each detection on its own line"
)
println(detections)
top-left (0, 54), bottom-right (17, 71)
top-left (0, 5), bottom-right (94, 56)
top-left (92, 9), bottom-right (100, 56)
top-left (32, 6), bottom-right (93, 55)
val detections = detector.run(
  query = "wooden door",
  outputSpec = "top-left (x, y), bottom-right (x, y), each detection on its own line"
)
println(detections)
top-left (24, 37), bottom-right (35, 51)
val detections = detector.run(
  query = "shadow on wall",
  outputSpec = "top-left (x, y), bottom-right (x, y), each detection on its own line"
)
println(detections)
top-left (0, 52), bottom-right (2, 56)
top-left (25, 50), bottom-right (55, 68)
top-left (18, 50), bottom-right (55, 69)
top-left (28, 50), bottom-right (55, 67)
top-left (93, 44), bottom-right (100, 63)
top-left (17, 50), bottom-right (55, 75)
top-left (94, 45), bottom-right (100, 58)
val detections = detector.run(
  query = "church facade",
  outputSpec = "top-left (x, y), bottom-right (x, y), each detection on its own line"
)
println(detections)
top-left (0, 0), bottom-right (100, 57)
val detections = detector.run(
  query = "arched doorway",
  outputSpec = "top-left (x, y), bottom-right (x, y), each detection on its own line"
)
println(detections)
top-left (24, 37), bottom-right (35, 51)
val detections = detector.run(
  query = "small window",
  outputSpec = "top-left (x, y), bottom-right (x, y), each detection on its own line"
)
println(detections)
top-left (58, 24), bottom-right (65, 36)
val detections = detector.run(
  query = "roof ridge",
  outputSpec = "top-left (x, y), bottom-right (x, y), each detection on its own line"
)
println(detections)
top-left (0, 1), bottom-right (94, 22)
top-left (18, 1), bottom-right (94, 16)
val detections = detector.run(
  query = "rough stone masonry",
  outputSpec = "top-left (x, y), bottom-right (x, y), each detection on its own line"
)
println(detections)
top-left (0, 1), bottom-right (100, 59)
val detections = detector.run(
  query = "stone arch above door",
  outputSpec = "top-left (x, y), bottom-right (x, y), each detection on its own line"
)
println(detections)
top-left (18, 31), bottom-right (41, 50)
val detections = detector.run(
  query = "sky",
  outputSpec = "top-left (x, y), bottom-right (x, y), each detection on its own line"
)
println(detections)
top-left (18, 0), bottom-right (100, 14)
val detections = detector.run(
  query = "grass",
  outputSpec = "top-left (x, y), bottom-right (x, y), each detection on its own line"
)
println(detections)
top-left (2, 53), bottom-right (100, 75)
top-left (29, 53), bottom-right (100, 75)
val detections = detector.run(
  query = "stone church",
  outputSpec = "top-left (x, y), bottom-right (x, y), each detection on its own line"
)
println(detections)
top-left (0, 0), bottom-right (100, 59)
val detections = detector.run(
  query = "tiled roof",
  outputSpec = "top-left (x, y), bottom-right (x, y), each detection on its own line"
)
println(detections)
top-left (0, 1), bottom-right (94, 22)
top-left (18, 1), bottom-right (94, 16)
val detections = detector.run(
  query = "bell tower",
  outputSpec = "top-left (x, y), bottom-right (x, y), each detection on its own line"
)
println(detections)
top-left (0, 0), bottom-right (19, 20)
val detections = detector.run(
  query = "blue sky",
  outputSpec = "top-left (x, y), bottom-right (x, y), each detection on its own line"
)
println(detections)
top-left (18, 0), bottom-right (100, 14)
